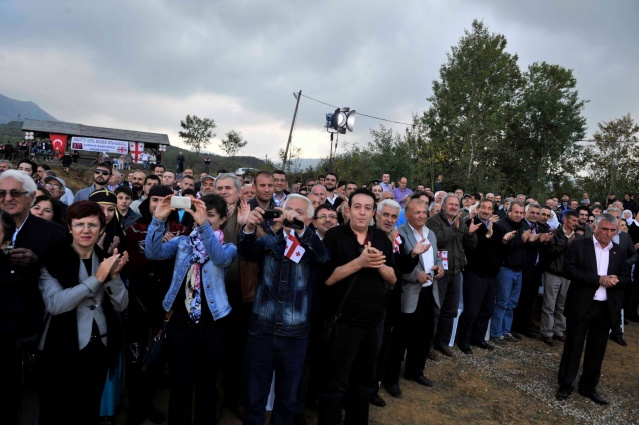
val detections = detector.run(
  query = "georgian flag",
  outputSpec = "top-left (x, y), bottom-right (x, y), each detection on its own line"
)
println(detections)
top-left (284, 231), bottom-right (305, 263)
top-left (393, 233), bottom-right (402, 253)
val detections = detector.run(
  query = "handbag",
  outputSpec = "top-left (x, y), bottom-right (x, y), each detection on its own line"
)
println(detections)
top-left (143, 309), bottom-right (173, 371)
top-left (320, 273), bottom-right (360, 343)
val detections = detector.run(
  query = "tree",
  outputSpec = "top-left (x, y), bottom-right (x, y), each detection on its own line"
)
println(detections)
top-left (578, 114), bottom-right (639, 198)
top-left (219, 130), bottom-right (248, 157)
top-left (503, 62), bottom-right (587, 197)
top-left (422, 19), bottom-right (522, 192)
top-left (178, 115), bottom-right (216, 154)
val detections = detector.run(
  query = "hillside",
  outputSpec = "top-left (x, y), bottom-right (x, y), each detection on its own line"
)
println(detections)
top-left (0, 94), bottom-right (57, 124)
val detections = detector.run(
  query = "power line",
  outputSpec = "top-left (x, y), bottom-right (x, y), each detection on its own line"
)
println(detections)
top-left (300, 93), bottom-right (415, 127)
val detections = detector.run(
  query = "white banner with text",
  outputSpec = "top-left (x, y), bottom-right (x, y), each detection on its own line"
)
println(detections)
top-left (70, 136), bottom-right (129, 154)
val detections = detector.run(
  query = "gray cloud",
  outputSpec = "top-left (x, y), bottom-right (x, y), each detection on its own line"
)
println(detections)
top-left (1, 0), bottom-right (637, 160)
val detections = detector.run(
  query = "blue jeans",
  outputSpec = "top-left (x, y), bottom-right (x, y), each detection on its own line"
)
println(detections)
top-left (490, 267), bottom-right (522, 337)
top-left (243, 331), bottom-right (308, 425)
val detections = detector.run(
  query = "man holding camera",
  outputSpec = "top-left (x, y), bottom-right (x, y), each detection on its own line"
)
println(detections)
top-left (240, 194), bottom-right (329, 424)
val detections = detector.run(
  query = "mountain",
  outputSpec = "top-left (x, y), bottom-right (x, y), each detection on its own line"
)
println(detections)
top-left (0, 93), bottom-right (58, 124)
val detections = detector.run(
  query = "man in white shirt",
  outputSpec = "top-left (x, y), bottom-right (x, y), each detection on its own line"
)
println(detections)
top-left (556, 213), bottom-right (630, 405)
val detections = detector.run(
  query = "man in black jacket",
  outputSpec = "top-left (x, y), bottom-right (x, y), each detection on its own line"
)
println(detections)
top-left (457, 199), bottom-right (501, 354)
top-left (556, 214), bottom-right (630, 404)
top-left (490, 201), bottom-right (533, 345)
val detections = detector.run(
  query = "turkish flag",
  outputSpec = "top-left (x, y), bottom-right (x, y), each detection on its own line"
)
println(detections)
top-left (50, 133), bottom-right (68, 158)
top-left (129, 142), bottom-right (144, 163)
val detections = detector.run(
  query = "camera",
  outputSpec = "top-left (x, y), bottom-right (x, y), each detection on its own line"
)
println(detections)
top-left (170, 196), bottom-right (192, 210)
top-left (261, 209), bottom-right (281, 220)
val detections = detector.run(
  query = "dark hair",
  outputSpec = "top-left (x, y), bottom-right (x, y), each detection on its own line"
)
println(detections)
top-left (67, 201), bottom-right (106, 229)
top-left (216, 169), bottom-right (228, 174)
top-left (114, 185), bottom-right (134, 198)
top-left (181, 175), bottom-right (195, 183)
top-left (201, 194), bottom-right (228, 218)
top-left (18, 159), bottom-right (38, 174)
top-left (347, 188), bottom-right (376, 210)
top-left (154, 164), bottom-right (165, 172)
top-left (479, 198), bottom-right (495, 208)
top-left (254, 170), bottom-right (274, 182)
top-left (562, 210), bottom-right (578, 221)
top-left (0, 210), bottom-right (16, 244)
top-left (145, 174), bottom-right (161, 184)
top-left (37, 163), bottom-right (51, 171)
top-left (346, 180), bottom-right (358, 187)
top-left (181, 188), bottom-right (197, 198)
top-left (32, 195), bottom-right (65, 226)
top-left (575, 205), bottom-right (590, 215)
top-left (314, 204), bottom-right (337, 219)
top-left (325, 172), bottom-right (338, 181)
top-left (36, 186), bottom-right (52, 197)
top-left (317, 174), bottom-right (325, 180)
top-left (410, 190), bottom-right (431, 204)
top-left (273, 169), bottom-right (287, 177)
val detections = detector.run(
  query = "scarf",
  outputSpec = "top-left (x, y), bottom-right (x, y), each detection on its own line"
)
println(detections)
top-left (185, 228), bottom-right (224, 323)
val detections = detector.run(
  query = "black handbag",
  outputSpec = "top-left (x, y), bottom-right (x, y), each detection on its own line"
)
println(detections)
top-left (143, 309), bottom-right (172, 371)
top-left (320, 273), bottom-right (360, 343)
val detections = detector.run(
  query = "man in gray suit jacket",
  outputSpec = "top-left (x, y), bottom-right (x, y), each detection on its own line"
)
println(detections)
top-left (384, 198), bottom-right (444, 398)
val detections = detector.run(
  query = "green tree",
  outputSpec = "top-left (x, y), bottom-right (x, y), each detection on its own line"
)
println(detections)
top-left (578, 114), bottom-right (639, 198)
top-left (178, 115), bottom-right (216, 154)
top-left (422, 20), bottom-right (522, 192)
top-left (220, 130), bottom-right (248, 158)
top-left (502, 62), bottom-right (587, 198)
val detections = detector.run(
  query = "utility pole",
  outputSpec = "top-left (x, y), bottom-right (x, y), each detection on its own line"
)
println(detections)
top-left (283, 90), bottom-right (302, 170)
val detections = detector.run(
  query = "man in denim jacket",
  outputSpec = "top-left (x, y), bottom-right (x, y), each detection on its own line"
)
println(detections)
top-left (239, 193), bottom-right (329, 425)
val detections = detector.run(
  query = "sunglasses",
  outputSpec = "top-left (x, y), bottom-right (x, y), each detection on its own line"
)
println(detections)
top-left (0, 190), bottom-right (29, 199)
top-left (95, 169), bottom-right (111, 176)
top-left (587, 219), bottom-right (594, 223)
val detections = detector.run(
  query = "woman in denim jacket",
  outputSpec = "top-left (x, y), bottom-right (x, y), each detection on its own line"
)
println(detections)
top-left (145, 194), bottom-right (236, 425)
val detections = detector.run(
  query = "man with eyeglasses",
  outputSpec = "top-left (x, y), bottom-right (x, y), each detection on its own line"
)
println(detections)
top-left (73, 162), bottom-right (112, 203)
top-left (0, 170), bottom-right (67, 422)
top-left (43, 175), bottom-right (69, 218)
top-left (313, 205), bottom-right (339, 240)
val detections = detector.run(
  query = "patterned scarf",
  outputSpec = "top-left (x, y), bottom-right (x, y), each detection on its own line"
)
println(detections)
top-left (185, 228), bottom-right (224, 323)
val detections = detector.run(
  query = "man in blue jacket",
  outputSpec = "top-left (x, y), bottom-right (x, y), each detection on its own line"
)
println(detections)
top-left (240, 194), bottom-right (329, 425)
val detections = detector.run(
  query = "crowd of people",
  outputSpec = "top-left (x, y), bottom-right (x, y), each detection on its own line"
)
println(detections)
top-left (0, 158), bottom-right (637, 425)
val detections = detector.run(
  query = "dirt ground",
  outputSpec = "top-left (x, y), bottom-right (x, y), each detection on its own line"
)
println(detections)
top-left (112, 312), bottom-right (639, 425)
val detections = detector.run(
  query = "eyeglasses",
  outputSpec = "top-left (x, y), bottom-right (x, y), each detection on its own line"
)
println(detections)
top-left (244, 180), bottom-right (251, 184)
top-left (71, 223), bottom-right (101, 230)
top-left (0, 190), bottom-right (29, 199)
top-left (316, 214), bottom-right (338, 221)
top-left (95, 169), bottom-right (111, 176)
top-left (587, 219), bottom-right (594, 223)
top-left (45, 184), bottom-right (63, 190)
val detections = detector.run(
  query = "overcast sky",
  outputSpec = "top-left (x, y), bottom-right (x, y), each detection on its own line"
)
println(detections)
top-left (1, 0), bottom-right (637, 162)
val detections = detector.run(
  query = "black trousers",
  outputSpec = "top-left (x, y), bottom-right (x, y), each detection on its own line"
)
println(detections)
top-left (558, 301), bottom-right (610, 392)
top-left (385, 287), bottom-right (436, 385)
top-left (433, 273), bottom-right (460, 348)
top-left (373, 290), bottom-right (401, 393)
top-left (318, 320), bottom-right (383, 425)
top-left (512, 266), bottom-right (543, 334)
top-left (457, 271), bottom-right (496, 346)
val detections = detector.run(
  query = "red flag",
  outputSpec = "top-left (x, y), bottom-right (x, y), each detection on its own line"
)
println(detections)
top-left (284, 232), bottom-right (305, 263)
top-left (393, 233), bottom-right (402, 253)
top-left (50, 133), bottom-right (68, 158)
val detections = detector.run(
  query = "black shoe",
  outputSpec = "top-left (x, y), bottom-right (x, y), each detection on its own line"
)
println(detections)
top-left (543, 336), bottom-right (554, 346)
top-left (435, 344), bottom-right (454, 357)
top-left (370, 393), bottom-right (386, 407)
top-left (426, 350), bottom-right (440, 361)
top-left (293, 413), bottom-right (308, 425)
top-left (471, 340), bottom-right (495, 350)
top-left (556, 386), bottom-right (573, 401)
top-left (405, 374), bottom-right (435, 387)
top-left (146, 406), bottom-right (166, 424)
top-left (553, 335), bottom-right (566, 343)
top-left (578, 389), bottom-right (608, 405)
top-left (508, 332), bottom-right (522, 341)
top-left (610, 334), bottom-right (628, 346)
top-left (458, 344), bottom-right (473, 354)
top-left (384, 384), bottom-right (403, 398)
